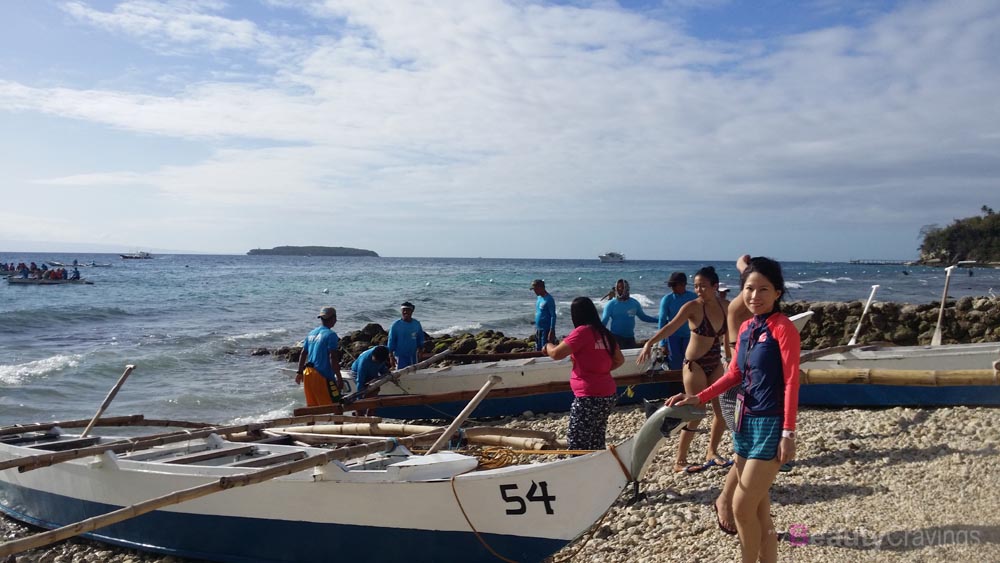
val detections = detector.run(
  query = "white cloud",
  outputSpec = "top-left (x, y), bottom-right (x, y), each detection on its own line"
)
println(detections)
top-left (1, 0), bottom-right (998, 257)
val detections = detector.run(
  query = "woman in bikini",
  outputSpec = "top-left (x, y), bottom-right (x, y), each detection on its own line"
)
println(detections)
top-left (637, 266), bottom-right (730, 473)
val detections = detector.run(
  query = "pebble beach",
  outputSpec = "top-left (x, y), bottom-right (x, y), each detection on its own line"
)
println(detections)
top-left (3, 405), bottom-right (998, 563)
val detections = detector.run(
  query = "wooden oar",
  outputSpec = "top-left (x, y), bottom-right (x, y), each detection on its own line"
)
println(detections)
top-left (425, 375), bottom-right (502, 455)
top-left (848, 285), bottom-right (879, 346)
top-left (931, 265), bottom-right (957, 346)
top-left (799, 365), bottom-right (999, 386)
top-left (0, 434), bottom-right (434, 559)
top-left (2, 414), bottom-right (383, 474)
top-left (342, 347), bottom-right (453, 404)
top-left (81, 365), bottom-right (136, 438)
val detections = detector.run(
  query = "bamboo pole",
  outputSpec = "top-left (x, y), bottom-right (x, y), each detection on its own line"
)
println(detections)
top-left (3, 414), bottom-right (383, 474)
top-left (0, 415), bottom-right (149, 437)
top-left (0, 434), bottom-right (435, 558)
top-left (799, 367), bottom-right (999, 386)
top-left (426, 375), bottom-right (502, 455)
top-left (81, 365), bottom-right (136, 437)
top-left (848, 285), bottom-right (879, 346)
top-left (931, 266), bottom-right (956, 346)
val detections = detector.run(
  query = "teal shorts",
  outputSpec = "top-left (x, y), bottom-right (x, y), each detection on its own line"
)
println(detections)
top-left (733, 415), bottom-right (782, 460)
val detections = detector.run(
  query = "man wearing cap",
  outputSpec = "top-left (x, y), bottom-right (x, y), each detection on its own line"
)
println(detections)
top-left (387, 301), bottom-right (425, 369)
top-left (295, 307), bottom-right (344, 407)
top-left (531, 279), bottom-right (557, 351)
top-left (658, 272), bottom-right (697, 370)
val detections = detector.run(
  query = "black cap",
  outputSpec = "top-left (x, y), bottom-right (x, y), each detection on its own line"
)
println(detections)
top-left (400, 301), bottom-right (415, 310)
top-left (667, 272), bottom-right (687, 286)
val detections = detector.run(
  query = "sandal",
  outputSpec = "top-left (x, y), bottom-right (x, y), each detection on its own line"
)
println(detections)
top-left (713, 502), bottom-right (738, 536)
top-left (673, 460), bottom-right (704, 473)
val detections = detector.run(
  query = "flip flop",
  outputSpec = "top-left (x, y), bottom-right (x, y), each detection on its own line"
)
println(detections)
top-left (710, 456), bottom-right (735, 468)
top-left (713, 503), bottom-right (738, 536)
top-left (684, 460), bottom-right (714, 473)
top-left (674, 461), bottom-right (705, 473)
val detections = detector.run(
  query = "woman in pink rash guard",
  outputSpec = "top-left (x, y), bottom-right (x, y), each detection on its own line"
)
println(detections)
top-left (544, 296), bottom-right (624, 449)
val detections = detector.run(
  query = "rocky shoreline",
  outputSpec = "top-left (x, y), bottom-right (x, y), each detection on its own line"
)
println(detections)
top-left (3, 405), bottom-right (998, 562)
top-left (252, 296), bottom-right (1000, 368)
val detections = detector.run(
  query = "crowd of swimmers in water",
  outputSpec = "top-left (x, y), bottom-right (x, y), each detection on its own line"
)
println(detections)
top-left (1, 261), bottom-right (80, 280)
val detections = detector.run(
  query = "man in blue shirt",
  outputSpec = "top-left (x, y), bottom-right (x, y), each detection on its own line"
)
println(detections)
top-left (659, 272), bottom-right (698, 370)
top-left (350, 345), bottom-right (392, 416)
top-left (387, 301), bottom-right (425, 369)
top-left (601, 279), bottom-right (657, 349)
top-left (295, 306), bottom-right (344, 407)
top-left (531, 279), bottom-right (557, 351)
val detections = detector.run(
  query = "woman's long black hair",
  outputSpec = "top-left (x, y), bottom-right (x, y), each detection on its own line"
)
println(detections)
top-left (694, 265), bottom-right (720, 286)
top-left (740, 257), bottom-right (787, 312)
top-left (570, 296), bottom-right (618, 358)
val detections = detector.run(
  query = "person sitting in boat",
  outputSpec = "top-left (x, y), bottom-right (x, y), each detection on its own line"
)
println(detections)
top-left (387, 301), bottom-right (425, 369)
top-left (637, 266), bottom-right (731, 474)
top-left (295, 307), bottom-right (345, 407)
top-left (351, 345), bottom-right (391, 416)
top-left (70, 267), bottom-right (80, 280)
top-left (544, 297), bottom-right (624, 450)
top-left (600, 279), bottom-right (658, 349)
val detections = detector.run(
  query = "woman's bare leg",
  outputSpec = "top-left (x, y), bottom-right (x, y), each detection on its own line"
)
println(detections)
top-left (706, 363), bottom-right (727, 461)
top-left (733, 457), bottom-right (781, 563)
top-left (675, 362), bottom-right (707, 471)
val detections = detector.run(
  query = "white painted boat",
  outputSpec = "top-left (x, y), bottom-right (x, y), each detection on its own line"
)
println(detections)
top-left (799, 341), bottom-right (1000, 406)
top-left (598, 251), bottom-right (624, 263)
top-left (0, 406), bottom-right (702, 563)
top-left (120, 251), bottom-right (153, 259)
top-left (337, 312), bottom-right (815, 418)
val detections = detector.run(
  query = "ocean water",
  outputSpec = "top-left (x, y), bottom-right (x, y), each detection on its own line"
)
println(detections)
top-left (2, 253), bottom-right (998, 428)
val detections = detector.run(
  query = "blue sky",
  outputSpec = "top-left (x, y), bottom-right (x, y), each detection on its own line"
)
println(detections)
top-left (1, 0), bottom-right (997, 260)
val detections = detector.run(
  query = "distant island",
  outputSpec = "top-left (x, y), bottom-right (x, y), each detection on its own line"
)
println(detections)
top-left (247, 246), bottom-right (379, 257)
top-left (918, 205), bottom-right (1000, 265)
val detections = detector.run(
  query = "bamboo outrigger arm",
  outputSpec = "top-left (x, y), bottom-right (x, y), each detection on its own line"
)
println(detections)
top-left (798, 363), bottom-right (1000, 386)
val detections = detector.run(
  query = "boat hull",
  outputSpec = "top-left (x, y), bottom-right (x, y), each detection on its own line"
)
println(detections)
top-left (363, 348), bottom-right (680, 418)
top-left (799, 342), bottom-right (1000, 406)
top-left (0, 435), bottom-right (639, 563)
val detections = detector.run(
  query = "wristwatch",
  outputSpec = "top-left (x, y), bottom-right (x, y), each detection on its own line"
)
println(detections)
top-left (782, 430), bottom-right (796, 439)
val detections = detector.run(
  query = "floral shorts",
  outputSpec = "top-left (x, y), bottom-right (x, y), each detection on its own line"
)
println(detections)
top-left (568, 395), bottom-right (618, 450)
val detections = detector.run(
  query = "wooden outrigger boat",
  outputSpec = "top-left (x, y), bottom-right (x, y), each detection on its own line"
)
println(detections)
top-left (7, 277), bottom-right (92, 285)
top-left (302, 312), bottom-right (816, 419)
top-left (799, 342), bottom-right (1000, 406)
top-left (0, 405), bottom-right (705, 563)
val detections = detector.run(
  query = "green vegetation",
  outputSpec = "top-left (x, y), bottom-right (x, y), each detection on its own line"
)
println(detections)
top-left (919, 205), bottom-right (1000, 265)
top-left (247, 246), bottom-right (379, 257)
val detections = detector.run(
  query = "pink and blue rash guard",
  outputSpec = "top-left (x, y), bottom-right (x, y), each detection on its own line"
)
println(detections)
top-left (698, 312), bottom-right (801, 431)
top-left (600, 298), bottom-right (658, 339)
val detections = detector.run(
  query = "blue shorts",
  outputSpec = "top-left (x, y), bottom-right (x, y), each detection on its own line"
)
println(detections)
top-left (733, 415), bottom-right (782, 460)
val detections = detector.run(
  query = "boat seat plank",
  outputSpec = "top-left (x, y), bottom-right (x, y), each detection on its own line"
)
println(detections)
top-left (32, 437), bottom-right (102, 451)
top-left (0, 434), bottom-right (60, 446)
top-left (227, 450), bottom-right (308, 468)
top-left (162, 445), bottom-right (256, 465)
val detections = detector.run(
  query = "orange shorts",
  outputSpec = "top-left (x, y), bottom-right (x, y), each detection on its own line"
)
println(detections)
top-left (302, 367), bottom-right (341, 407)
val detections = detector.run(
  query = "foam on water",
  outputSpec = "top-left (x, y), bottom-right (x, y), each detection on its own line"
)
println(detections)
top-left (429, 322), bottom-right (483, 336)
top-left (0, 354), bottom-right (84, 385)
top-left (225, 328), bottom-right (290, 343)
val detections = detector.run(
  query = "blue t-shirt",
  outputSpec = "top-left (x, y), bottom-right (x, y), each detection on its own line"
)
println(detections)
top-left (601, 298), bottom-right (658, 338)
top-left (303, 326), bottom-right (339, 380)
top-left (535, 293), bottom-right (557, 332)
top-left (659, 290), bottom-right (697, 344)
top-left (351, 347), bottom-right (391, 389)
top-left (388, 318), bottom-right (425, 369)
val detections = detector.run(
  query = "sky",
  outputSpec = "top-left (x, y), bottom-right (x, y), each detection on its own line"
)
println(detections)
top-left (0, 0), bottom-right (997, 261)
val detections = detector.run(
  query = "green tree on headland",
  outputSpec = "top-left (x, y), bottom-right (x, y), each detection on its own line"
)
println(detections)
top-left (919, 206), bottom-right (1000, 264)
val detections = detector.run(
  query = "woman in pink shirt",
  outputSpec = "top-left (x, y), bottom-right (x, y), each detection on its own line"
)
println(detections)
top-left (545, 297), bottom-right (625, 449)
